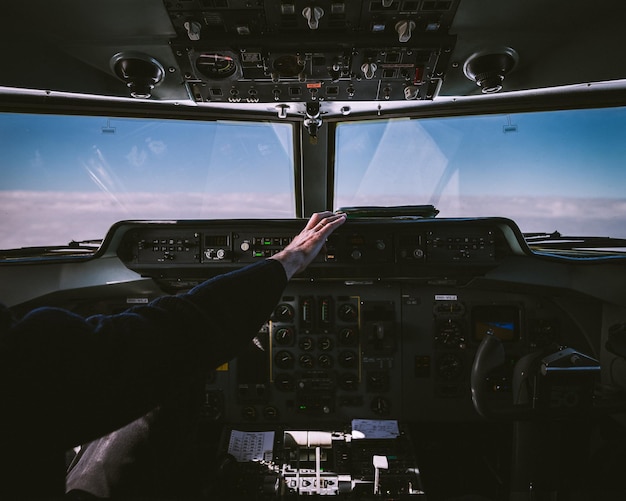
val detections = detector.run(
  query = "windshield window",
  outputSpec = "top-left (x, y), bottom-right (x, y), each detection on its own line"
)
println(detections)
top-left (335, 108), bottom-right (626, 238)
top-left (0, 114), bottom-right (295, 250)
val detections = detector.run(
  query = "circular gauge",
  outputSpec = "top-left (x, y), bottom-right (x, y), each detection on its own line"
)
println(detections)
top-left (272, 54), bottom-right (305, 78)
top-left (318, 354), bottom-right (333, 368)
top-left (274, 327), bottom-right (294, 346)
top-left (273, 303), bottom-right (294, 322)
top-left (195, 53), bottom-right (238, 79)
top-left (241, 406), bottom-right (257, 420)
top-left (274, 350), bottom-right (294, 370)
top-left (274, 374), bottom-right (294, 391)
top-left (263, 406), bottom-right (279, 420)
top-left (434, 319), bottom-right (466, 349)
top-left (339, 328), bottom-right (358, 346)
top-left (339, 350), bottom-right (358, 368)
top-left (299, 337), bottom-right (314, 351)
top-left (338, 303), bottom-right (358, 322)
top-left (437, 353), bottom-right (463, 381)
top-left (318, 337), bottom-right (333, 351)
top-left (339, 373), bottom-right (358, 391)
top-left (298, 353), bottom-right (314, 369)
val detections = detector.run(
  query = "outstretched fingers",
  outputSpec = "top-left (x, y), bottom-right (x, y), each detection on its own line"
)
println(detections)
top-left (271, 211), bottom-right (347, 279)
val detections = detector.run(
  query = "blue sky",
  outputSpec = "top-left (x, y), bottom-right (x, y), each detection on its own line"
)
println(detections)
top-left (334, 107), bottom-right (626, 237)
top-left (1, 115), bottom-right (293, 194)
top-left (336, 108), bottom-right (626, 201)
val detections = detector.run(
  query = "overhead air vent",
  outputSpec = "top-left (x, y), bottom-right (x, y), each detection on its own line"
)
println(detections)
top-left (463, 48), bottom-right (519, 94)
top-left (110, 52), bottom-right (165, 99)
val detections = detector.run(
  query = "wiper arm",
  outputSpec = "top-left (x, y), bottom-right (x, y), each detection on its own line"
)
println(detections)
top-left (67, 239), bottom-right (103, 250)
top-left (337, 205), bottom-right (439, 218)
top-left (0, 239), bottom-right (102, 259)
top-left (524, 231), bottom-right (626, 250)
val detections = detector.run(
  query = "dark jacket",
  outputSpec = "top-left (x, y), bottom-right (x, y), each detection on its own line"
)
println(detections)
top-left (0, 259), bottom-right (287, 498)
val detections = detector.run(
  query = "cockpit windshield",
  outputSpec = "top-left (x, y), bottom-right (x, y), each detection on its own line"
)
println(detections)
top-left (3, 105), bottom-right (626, 253)
top-left (0, 114), bottom-right (295, 250)
top-left (335, 107), bottom-right (626, 239)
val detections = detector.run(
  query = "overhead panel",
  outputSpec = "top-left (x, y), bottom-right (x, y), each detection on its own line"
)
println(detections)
top-left (164, 0), bottom-right (459, 103)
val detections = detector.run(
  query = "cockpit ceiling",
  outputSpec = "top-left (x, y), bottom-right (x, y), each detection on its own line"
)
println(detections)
top-left (1, 0), bottom-right (625, 114)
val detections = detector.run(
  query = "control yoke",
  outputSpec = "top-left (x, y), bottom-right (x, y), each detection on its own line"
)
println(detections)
top-left (471, 332), bottom-right (601, 420)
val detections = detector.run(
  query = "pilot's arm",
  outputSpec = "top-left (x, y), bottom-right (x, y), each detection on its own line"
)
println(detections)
top-left (2, 211), bottom-right (346, 448)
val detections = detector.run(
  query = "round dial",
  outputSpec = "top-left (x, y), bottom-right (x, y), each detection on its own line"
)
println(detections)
top-left (299, 353), bottom-right (314, 369)
top-left (339, 373), bottom-right (358, 391)
top-left (318, 337), bottom-right (333, 351)
top-left (339, 350), bottom-right (358, 368)
top-left (272, 54), bottom-right (305, 78)
top-left (318, 354), bottom-right (333, 368)
top-left (195, 53), bottom-right (237, 79)
top-left (274, 374), bottom-right (294, 391)
top-left (263, 406), bottom-right (279, 419)
top-left (274, 350), bottom-right (294, 370)
top-left (434, 319), bottom-right (466, 349)
top-left (338, 303), bottom-right (358, 322)
top-left (273, 303), bottom-right (294, 322)
top-left (339, 328), bottom-right (358, 346)
top-left (299, 337), bottom-right (314, 351)
top-left (437, 353), bottom-right (463, 381)
top-left (274, 327), bottom-right (294, 345)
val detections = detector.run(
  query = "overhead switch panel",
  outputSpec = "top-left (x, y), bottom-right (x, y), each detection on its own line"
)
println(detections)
top-left (164, 0), bottom-right (460, 103)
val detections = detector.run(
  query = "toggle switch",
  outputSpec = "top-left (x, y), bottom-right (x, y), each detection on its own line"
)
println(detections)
top-left (361, 62), bottom-right (377, 80)
top-left (302, 6), bottom-right (324, 29)
top-left (395, 20), bottom-right (416, 43)
top-left (184, 21), bottom-right (202, 41)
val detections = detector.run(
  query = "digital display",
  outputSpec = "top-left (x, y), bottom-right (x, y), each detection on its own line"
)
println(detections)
top-left (473, 305), bottom-right (520, 342)
top-left (205, 234), bottom-right (229, 246)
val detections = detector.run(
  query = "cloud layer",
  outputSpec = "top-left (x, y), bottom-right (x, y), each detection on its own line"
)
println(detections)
top-left (0, 191), bottom-right (293, 249)
top-left (1, 191), bottom-right (625, 250)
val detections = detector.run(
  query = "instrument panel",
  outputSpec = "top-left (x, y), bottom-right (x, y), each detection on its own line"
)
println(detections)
top-left (105, 217), bottom-right (593, 425)
top-left (115, 217), bottom-right (516, 278)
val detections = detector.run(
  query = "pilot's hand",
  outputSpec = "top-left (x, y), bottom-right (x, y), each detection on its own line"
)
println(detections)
top-left (270, 211), bottom-right (346, 280)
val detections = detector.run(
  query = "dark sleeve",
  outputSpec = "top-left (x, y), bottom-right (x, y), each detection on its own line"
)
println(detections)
top-left (1, 259), bottom-right (287, 447)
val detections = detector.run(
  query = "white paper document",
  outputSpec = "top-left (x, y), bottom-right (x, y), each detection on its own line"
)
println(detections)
top-left (228, 430), bottom-right (275, 462)
top-left (351, 419), bottom-right (400, 439)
